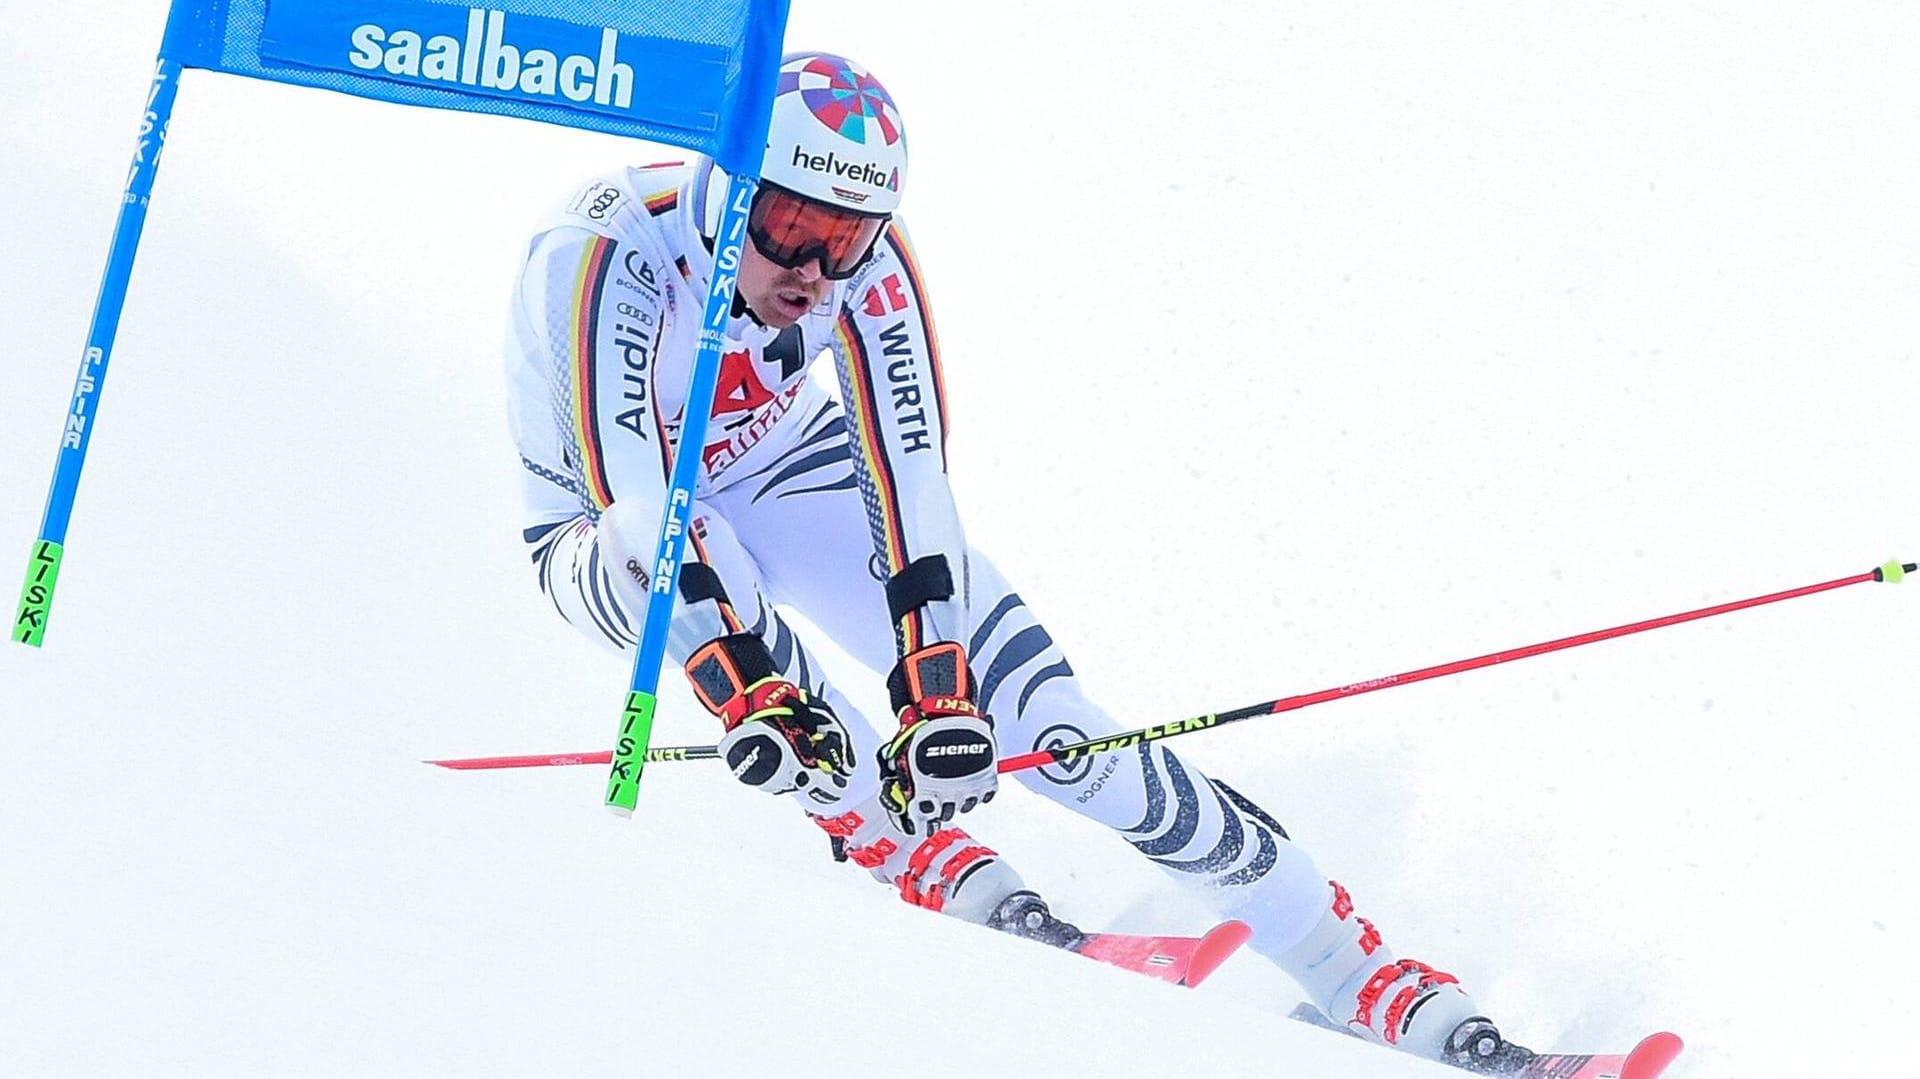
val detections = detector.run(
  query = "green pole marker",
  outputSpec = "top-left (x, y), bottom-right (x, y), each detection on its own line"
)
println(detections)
top-left (1880, 560), bottom-right (1907, 584)
top-left (14, 540), bottom-right (64, 647)
top-left (605, 689), bottom-right (659, 814)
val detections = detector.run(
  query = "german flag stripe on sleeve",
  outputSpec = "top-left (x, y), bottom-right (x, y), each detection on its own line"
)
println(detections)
top-left (834, 310), bottom-right (921, 651)
top-left (570, 236), bottom-right (620, 511)
top-left (644, 304), bottom-right (676, 481)
top-left (882, 224), bottom-right (950, 458)
top-left (644, 189), bottom-right (680, 216)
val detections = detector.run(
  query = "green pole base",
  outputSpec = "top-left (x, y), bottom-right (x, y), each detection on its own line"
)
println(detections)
top-left (605, 690), bottom-right (659, 813)
top-left (1879, 560), bottom-right (1907, 584)
top-left (14, 540), bottom-right (63, 647)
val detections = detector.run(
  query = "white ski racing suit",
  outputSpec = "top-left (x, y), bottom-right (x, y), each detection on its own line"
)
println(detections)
top-left (503, 160), bottom-right (1480, 1053)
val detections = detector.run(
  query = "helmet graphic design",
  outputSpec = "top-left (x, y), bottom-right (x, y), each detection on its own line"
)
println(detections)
top-left (762, 51), bottom-right (908, 215)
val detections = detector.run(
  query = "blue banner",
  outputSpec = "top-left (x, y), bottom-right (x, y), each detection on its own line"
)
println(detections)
top-left (17, 0), bottom-right (786, 647)
top-left (160, 0), bottom-right (789, 175)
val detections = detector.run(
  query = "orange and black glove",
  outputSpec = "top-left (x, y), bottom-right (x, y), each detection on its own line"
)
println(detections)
top-left (877, 641), bottom-right (997, 834)
top-left (685, 633), bottom-right (853, 808)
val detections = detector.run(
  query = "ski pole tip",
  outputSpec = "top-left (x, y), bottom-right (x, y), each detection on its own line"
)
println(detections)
top-left (1875, 560), bottom-right (1912, 583)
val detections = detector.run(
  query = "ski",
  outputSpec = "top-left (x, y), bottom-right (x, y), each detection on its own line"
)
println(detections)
top-left (1502, 1032), bottom-right (1684, 1079)
top-left (1288, 1005), bottom-right (1683, 1078)
top-left (1072, 919), bottom-right (1253, 988)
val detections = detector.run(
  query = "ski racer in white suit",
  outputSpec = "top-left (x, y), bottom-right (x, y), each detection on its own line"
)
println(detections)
top-left (504, 51), bottom-right (1530, 1073)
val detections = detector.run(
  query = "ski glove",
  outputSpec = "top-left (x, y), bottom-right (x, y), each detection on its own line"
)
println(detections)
top-left (685, 634), bottom-right (853, 807)
top-left (877, 641), bottom-right (998, 835)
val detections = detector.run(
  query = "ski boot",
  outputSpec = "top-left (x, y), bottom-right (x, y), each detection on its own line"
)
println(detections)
top-left (1277, 881), bottom-right (1533, 1069)
top-left (811, 801), bottom-right (1027, 924)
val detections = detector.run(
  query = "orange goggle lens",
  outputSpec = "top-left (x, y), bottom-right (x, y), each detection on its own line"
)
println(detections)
top-left (747, 186), bottom-right (887, 280)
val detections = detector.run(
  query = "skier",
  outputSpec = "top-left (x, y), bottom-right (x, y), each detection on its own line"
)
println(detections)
top-left (505, 50), bottom-right (1528, 1073)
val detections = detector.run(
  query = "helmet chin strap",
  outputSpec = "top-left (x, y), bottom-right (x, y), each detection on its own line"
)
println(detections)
top-left (733, 290), bottom-right (767, 328)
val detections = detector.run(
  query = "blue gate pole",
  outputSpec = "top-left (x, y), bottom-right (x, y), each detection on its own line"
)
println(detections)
top-left (604, 171), bottom-right (761, 813)
top-left (14, 58), bottom-right (184, 648)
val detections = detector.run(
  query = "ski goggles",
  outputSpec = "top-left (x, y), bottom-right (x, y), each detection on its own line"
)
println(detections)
top-left (746, 184), bottom-right (888, 280)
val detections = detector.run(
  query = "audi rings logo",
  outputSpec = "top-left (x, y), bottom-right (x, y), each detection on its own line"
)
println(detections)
top-left (1033, 724), bottom-right (1092, 786)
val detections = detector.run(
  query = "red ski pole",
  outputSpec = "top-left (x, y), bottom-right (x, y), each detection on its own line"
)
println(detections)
top-left (427, 560), bottom-right (1912, 775)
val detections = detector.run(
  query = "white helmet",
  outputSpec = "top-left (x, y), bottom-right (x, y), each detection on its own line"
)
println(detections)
top-left (760, 51), bottom-right (907, 215)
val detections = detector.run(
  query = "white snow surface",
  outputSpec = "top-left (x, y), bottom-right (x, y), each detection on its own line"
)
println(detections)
top-left (3, 4), bottom-right (1917, 1077)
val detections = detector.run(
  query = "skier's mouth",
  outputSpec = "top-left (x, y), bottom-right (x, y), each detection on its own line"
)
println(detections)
top-left (775, 289), bottom-right (812, 316)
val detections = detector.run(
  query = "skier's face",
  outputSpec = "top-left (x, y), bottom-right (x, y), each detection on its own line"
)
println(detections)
top-left (738, 242), bottom-right (831, 329)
